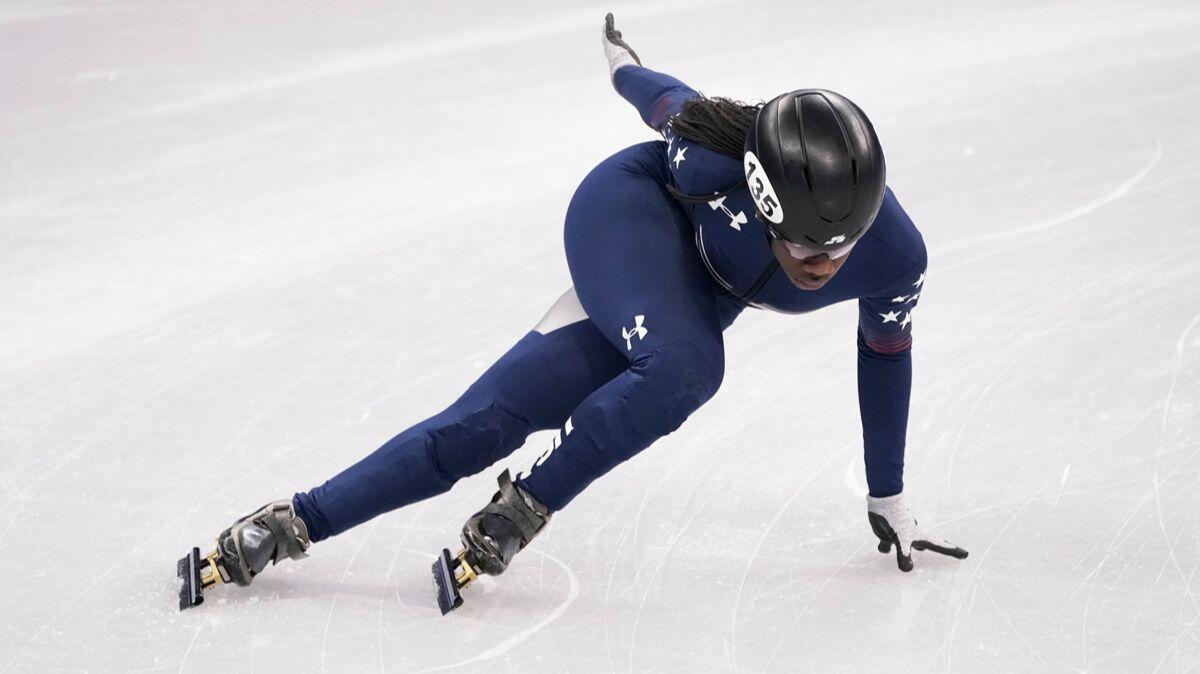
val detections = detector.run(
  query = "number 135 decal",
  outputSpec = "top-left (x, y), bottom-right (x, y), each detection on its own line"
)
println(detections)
top-left (743, 151), bottom-right (785, 224)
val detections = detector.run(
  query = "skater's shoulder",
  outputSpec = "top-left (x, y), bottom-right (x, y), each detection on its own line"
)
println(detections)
top-left (864, 188), bottom-right (926, 269)
top-left (662, 125), bottom-right (744, 196)
top-left (847, 189), bottom-right (926, 297)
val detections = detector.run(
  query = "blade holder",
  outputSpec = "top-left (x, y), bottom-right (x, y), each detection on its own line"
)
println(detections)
top-left (432, 548), bottom-right (480, 615)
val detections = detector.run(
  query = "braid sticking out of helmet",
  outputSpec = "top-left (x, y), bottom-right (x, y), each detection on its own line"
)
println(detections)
top-left (669, 95), bottom-right (762, 159)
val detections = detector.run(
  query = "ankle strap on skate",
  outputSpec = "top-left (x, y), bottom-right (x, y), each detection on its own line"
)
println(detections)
top-left (259, 502), bottom-right (311, 564)
top-left (480, 470), bottom-right (550, 544)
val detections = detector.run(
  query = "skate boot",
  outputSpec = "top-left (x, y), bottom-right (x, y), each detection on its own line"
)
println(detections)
top-left (177, 499), bottom-right (311, 610)
top-left (432, 469), bottom-right (551, 614)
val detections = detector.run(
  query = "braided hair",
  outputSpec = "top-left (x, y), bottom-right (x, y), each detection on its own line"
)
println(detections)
top-left (668, 95), bottom-right (761, 159)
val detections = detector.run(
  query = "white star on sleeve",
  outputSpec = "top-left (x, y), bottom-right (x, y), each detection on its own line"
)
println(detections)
top-left (673, 146), bottom-right (688, 168)
top-left (891, 295), bottom-right (909, 303)
top-left (913, 272), bottom-right (926, 289)
top-left (879, 310), bottom-right (900, 323)
top-left (900, 312), bottom-right (913, 329)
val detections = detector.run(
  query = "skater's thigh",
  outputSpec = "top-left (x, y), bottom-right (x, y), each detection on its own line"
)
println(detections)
top-left (564, 143), bottom-right (726, 358)
top-left (457, 288), bottom-right (627, 431)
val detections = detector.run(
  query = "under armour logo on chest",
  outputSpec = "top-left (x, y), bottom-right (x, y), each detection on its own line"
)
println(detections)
top-left (708, 196), bottom-right (748, 231)
top-left (621, 315), bottom-right (648, 351)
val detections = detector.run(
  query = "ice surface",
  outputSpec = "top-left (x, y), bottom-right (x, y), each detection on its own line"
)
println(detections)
top-left (2, 1), bottom-right (1200, 672)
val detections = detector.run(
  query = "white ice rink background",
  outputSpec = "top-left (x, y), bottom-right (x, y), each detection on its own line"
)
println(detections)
top-left (2, 2), bottom-right (1199, 672)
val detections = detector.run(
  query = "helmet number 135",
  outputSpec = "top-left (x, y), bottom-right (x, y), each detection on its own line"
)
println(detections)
top-left (743, 151), bottom-right (784, 225)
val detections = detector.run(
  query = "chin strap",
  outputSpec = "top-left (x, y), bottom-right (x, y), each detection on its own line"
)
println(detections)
top-left (664, 180), bottom-right (746, 204)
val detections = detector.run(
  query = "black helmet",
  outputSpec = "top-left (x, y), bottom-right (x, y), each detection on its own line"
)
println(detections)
top-left (743, 89), bottom-right (886, 252)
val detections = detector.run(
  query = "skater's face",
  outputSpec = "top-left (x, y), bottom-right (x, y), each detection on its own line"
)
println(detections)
top-left (759, 214), bottom-right (852, 291)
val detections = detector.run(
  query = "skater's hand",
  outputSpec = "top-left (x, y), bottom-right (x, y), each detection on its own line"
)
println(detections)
top-left (866, 493), bottom-right (968, 572)
top-left (602, 12), bottom-right (641, 83)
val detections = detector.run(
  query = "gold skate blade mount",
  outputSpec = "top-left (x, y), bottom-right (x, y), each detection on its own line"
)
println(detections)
top-left (176, 547), bottom-right (226, 610)
top-left (432, 548), bottom-right (479, 615)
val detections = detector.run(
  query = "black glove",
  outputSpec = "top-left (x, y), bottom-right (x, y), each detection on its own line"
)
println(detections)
top-left (602, 12), bottom-right (641, 84)
top-left (867, 493), bottom-right (968, 572)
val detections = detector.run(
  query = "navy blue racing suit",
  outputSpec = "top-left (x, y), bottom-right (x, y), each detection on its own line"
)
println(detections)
top-left (292, 65), bottom-right (927, 541)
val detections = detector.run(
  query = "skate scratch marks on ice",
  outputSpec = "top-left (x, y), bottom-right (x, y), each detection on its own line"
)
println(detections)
top-left (942, 469), bottom-right (1085, 667)
top-left (177, 614), bottom-right (211, 674)
top-left (1160, 315), bottom-right (1199, 441)
top-left (171, 337), bottom-right (364, 562)
top-left (320, 519), bottom-right (380, 674)
top-left (378, 502), bottom-right (435, 671)
top-left (940, 270), bottom-right (1102, 499)
top-left (1, 533), bottom-right (166, 674)
top-left (1067, 323), bottom-right (1200, 671)
top-left (761, 537), bottom-right (870, 673)
top-left (1052, 465), bottom-right (1071, 510)
top-left (979, 583), bottom-right (1057, 670)
top-left (1150, 314), bottom-right (1200, 651)
top-left (945, 353), bottom-right (1023, 496)
top-left (604, 418), bottom-right (725, 674)
top-left (940, 491), bottom-right (1031, 669)
top-left (389, 545), bottom-right (440, 625)
top-left (843, 455), bottom-right (868, 498)
top-left (247, 595), bottom-right (267, 674)
top-left (938, 140), bottom-right (1162, 261)
top-left (0, 358), bottom-right (187, 551)
top-left (618, 389), bottom-right (810, 672)
top-left (729, 445), bottom-right (844, 673)
top-left (93, 3), bottom-right (712, 125)
top-left (414, 550), bottom-right (579, 674)
top-left (627, 445), bottom-right (765, 673)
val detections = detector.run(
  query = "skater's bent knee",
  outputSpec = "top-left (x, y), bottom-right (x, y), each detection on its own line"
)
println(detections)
top-left (635, 342), bottom-right (725, 395)
top-left (429, 403), bottom-right (532, 482)
top-left (628, 342), bottom-right (724, 433)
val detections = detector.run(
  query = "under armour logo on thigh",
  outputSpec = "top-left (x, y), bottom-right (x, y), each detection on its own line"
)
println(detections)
top-left (621, 315), bottom-right (648, 351)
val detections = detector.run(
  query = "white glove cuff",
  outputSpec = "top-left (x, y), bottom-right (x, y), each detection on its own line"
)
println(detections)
top-left (604, 40), bottom-right (639, 81)
top-left (866, 492), bottom-right (909, 519)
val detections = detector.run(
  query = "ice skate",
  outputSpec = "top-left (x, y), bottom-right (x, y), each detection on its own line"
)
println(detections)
top-left (176, 500), bottom-right (311, 610)
top-left (432, 469), bottom-right (551, 615)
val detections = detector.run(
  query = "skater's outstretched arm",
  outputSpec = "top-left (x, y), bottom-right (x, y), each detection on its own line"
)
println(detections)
top-left (856, 253), bottom-right (968, 570)
top-left (602, 13), bottom-right (699, 132)
top-left (855, 257), bottom-right (923, 500)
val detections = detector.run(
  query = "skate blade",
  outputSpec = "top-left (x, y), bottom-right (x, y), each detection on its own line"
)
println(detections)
top-left (432, 548), bottom-right (479, 615)
top-left (177, 547), bottom-right (225, 610)
top-left (177, 547), bottom-right (205, 610)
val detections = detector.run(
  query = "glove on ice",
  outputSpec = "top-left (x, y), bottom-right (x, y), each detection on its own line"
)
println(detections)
top-left (867, 492), bottom-right (968, 572)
